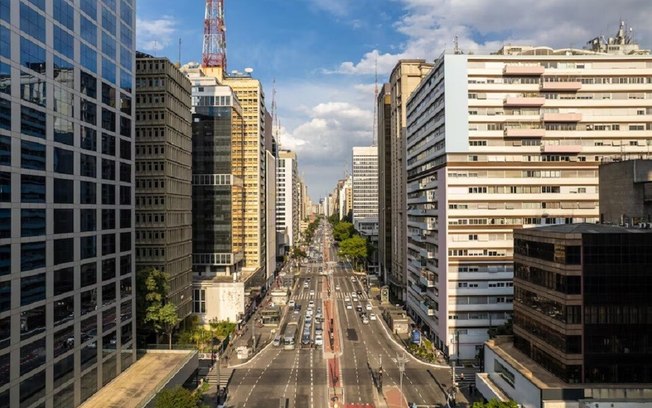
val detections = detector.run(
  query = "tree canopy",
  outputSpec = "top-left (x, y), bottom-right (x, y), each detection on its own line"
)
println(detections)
top-left (333, 221), bottom-right (354, 242)
top-left (338, 234), bottom-right (368, 269)
top-left (137, 267), bottom-right (180, 349)
top-left (472, 399), bottom-right (519, 408)
top-left (154, 386), bottom-right (205, 408)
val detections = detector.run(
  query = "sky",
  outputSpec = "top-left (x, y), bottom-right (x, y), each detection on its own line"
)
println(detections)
top-left (136, 0), bottom-right (652, 201)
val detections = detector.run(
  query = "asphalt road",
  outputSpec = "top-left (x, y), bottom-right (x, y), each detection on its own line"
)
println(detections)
top-left (226, 221), bottom-right (452, 408)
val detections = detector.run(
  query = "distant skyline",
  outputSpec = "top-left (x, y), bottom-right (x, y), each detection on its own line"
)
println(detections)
top-left (136, 0), bottom-right (652, 201)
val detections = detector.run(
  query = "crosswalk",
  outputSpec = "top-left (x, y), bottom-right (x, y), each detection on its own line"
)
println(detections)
top-left (291, 291), bottom-right (369, 301)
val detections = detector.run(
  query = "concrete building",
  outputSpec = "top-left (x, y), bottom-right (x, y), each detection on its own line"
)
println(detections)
top-left (377, 83), bottom-right (392, 286)
top-left (183, 67), bottom-right (246, 323)
top-left (352, 146), bottom-right (379, 223)
top-left (384, 60), bottom-right (434, 303)
top-left (405, 32), bottom-right (652, 360)
top-left (339, 176), bottom-right (353, 221)
top-left (135, 54), bottom-right (193, 319)
top-left (599, 159), bottom-right (652, 225)
top-left (0, 0), bottom-right (136, 406)
top-left (276, 150), bottom-right (300, 247)
top-left (264, 112), bottom-right (277, 285)
top-left (477, 224), bottom-right (652, 407)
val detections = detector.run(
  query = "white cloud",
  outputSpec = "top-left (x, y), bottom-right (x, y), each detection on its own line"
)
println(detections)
top-left (332, 0), bottom-right (652, 76)
top-left (307, 0), bottom-right (354, 17)
top-left (136, 16), bottom-right (177, 52)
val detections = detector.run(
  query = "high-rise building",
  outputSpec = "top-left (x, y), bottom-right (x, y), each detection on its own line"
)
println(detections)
top-left (276, 150), bottom-right (300, 247)
top-left (182, 66), bottom-right (246, 323)
top-left (383, 60), bottom-right (434, 303)
top-left (0, 0), bottom-right (136, 406)
top-left (339, 176), bottom-right (352, 222)
top-left (377, 83), bottom-right (392, 286)
top-left (135, 55), bottom-right (193, 319)
top-left (405, 31), bottom-right (651, 360)
top-left (599, 159), bottom-right (652, 225)
top-left (352, 146), bottom-right (379, 223)
top-left (264, 111), bottom-right (277, 284)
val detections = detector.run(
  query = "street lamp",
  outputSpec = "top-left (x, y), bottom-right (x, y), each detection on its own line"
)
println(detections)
top-left (392, 352), bottom-right (408, 402)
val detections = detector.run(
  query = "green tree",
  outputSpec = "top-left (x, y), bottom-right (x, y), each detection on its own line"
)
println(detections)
top-left (147, 302), bottom-right (180, 350)
top-left (338, 235), bottom-right (368, 269)
top-left (333, 221), bottom-right (354, 241)
top-left (208, 318), bottom-right (236, 341)
top-left (471, 399), bottom-right (519, 408)
top-left (136, 267), bottom-right (169, 345)
top-left (290, 246), bottom-right (307, 260)
top-left (154, 385), bottom-right (205, 408)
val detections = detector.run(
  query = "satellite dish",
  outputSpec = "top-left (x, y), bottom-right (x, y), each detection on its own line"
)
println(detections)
top-left (244, 67), bottom-right (254, 74)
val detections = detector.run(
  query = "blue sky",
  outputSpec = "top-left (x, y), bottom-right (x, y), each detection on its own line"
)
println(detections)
top-left (137, 0), bottom-right (652, 201)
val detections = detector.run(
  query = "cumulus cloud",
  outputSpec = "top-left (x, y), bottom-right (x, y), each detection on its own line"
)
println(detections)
top-left (331, 0), bottom-right (652, 75)
top-left (136, 16), bottom-right (177, 52)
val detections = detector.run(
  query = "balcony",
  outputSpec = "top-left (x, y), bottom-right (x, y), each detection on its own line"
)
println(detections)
top-left (542, 112), bottom-right (582, 122)
top-left (503, 128), bottom-right (545, 138)
top-left (419, 270), bottom-right (436, 288)
top-left (540, 81), bottom-right (582, 92)
top-left (419, 300), bottom-right (437, 316)
top-left (426, 251), bottom-right (436, 259)
top-left (503, 97), bottom-right (545, 107)
top-left (503, 65), bottom-right (544, 76)
top-left (541, 144), bottom-right (582, 154)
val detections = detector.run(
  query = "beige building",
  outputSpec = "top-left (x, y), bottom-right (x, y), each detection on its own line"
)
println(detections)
top-left (405, 30), bottom-right (652, 360)
top-left (135, 55), bottom-right (193, 318)
top-left (276, 150), bottom-right (300, 247)
top-left (383, 60), bottom-right (434, 302)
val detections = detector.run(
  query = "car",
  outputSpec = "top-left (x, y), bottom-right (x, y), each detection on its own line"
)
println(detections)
top-left (355, 305), bottom-right (363, 312)
top-left (306, 309), bottom-right (313, 317)
top-left (351, 276), bottom-right (356, 282)
top-left (346, 303), bottom-right (353, 309)
top-left (369, 313), bottom-right (377, 321)
top-left (308, 300), bottom-right (315, 308)
top-left (366, 303), bottom-right (372, 311)
top-left (305, 315), bottom-right (312, 323)
top-left (310, 290), bottom-right (315, 297)
top-left (335, 284), bottom-right (341, 290)
top-left (314, 334), bottom-right (323, 346)
top-left (357, 290), bottom-right (363, 296)
top-left (273, 334), bottom-right (282, 347)
top-left (362, 316), bottom-right (370, 324)
top-left (288, 300), bottom-right (296, 308)
top-left (302, 335), bottom-right (311, 345)
top-left (344, 296), bottom-right (350, 302)
top-left (315, 328), bottom-right (323, 336)
top-left (293, 308), bottom-right (300, 315)
top-left (304, 282), bottom-right (309, 288)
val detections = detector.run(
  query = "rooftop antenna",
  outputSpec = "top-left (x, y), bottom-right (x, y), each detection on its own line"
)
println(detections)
top-left (202, 0), bottom-right (227, 70)
top-left (177, 38), bottom-right (181, 66)
top-left (271, 79), bottom-right (281, 148)
top-left (372, 53), bottom-right (378, 147)
top-left (454, 35), bottom-right (461, 54)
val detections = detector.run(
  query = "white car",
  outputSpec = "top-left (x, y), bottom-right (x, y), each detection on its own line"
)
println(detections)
top-left (308, 300), bottom-right (314, 308)
top-left (351, 276), bottom-right (356, 282)
top-left (314, 334), bottom-right (323, 346)
top-left (369, 313), bottom-right (377, 321)
top-left (362, 316), bottom-right (369, 324)
top-left (344, 296), bottom-right (350, 302)
top-left (346, 303), bottom-right (353, 310)
top-left (335, 284), bottom-right (341, 290)
top-left (366, 303), bottom-right (372, 311)
top-left (310, 290), bottom-right (315, 297)
top-left (288, 300), bottom-right (295, 308)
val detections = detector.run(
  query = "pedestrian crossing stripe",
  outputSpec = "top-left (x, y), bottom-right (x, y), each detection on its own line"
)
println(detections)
top-left (291, 292), bottom-right (369, 301)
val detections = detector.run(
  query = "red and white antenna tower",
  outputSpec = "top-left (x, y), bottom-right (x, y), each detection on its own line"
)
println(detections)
top-left (202, 0), bottom-right (227, 69)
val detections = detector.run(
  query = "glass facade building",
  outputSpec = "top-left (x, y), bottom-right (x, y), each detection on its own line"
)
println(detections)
top-left (0, 0), bottom-right (136, 406)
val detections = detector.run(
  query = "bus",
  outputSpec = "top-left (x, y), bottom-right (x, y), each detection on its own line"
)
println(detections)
top-left (283, 323), bottom-right (298, 350)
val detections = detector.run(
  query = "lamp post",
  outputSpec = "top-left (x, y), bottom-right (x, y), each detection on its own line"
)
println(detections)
top-left (393, 353), bottom-right (408, 402)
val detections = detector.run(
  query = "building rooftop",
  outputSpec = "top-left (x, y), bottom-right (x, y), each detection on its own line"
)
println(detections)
top-left (520, 223), bottom-right (652, 235)
top-left (80, 350), bottom-right (197, 408)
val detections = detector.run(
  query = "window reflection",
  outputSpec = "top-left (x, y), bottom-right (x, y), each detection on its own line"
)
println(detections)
top-left (21, 305), bottom-right (46, 340)
top-left (53, 296), bottom-right (74, 326)
top-left (80, 288), bottom-right (97, 315)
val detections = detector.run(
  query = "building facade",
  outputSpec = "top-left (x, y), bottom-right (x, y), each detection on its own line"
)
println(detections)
top-left (352, 146), bottom-right (378, 223)
top-left (599, 159), bottom-right (652, 225)
top-left (135, 55), bottom-right (193, 319)
top-left (385, 60), bottom-right (434, 302)
top-left (0, 0), bottom-right (137, 406)
top-left (377, 83), bottom-right (392, 286)
top-left (405, 40), bottom-right (652, 360)
top-left (276, 150), bottom-right (299, 247)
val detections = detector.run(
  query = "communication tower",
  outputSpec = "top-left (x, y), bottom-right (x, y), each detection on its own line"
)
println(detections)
top-left (202, 0), bottom-right (227, 68)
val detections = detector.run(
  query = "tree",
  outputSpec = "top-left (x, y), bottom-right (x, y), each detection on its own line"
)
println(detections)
top-left (137, 267), bottom-right (180, 348)
top-left (154, 386), bottom-right (205, 408)
top-left (147, 302), bottom-right (180, 350)
top-left (338, 235), bottom-right (368, 269)
top-left (290, 246), bottom-right (307, 260)
top-left (471, 399), bottom-right (519, 408)
top-left (333, 221), bottom-right (354, 241)
top-left (488, 317), bottom-right (513, 339)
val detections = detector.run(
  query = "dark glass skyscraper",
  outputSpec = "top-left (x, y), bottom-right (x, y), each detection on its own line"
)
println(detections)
top-left (0, 0), bottom-right (136, 406)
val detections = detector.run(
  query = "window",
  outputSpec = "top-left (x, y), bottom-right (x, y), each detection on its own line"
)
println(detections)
top-left (81, 263), bottom-right (97, 287)
top-left (80, 0), bottom-right (96, 19)
top-left (102, 209), bottom-right (115, 229)
top-left (0, 97), bottom-right (9, 131)
top-left (53, 25), bottom-right (74, 59)
top-left (80, 181), bottom-right (96, 204)
top-left (0, 208), bottom-right (8, 238)
top-left (21, 272), bottom-right (46, 305)
top-left (193, 289), bottom-right (206, 313)
top-left (80, 236), bottom-right (96, 259)
top-left (54, 117), bottom-right (74, 145)
top-left (80, 43), bottom-right (97, 73)
top-left (102, 158), bottom-right (115, 180)
top-left (102, 233), bottom-right (115, 255)
top-left (21, 106), bottom-right (46, 138)
top-left (21, 140), bottom-right (46, 170)
top-left (81, 208), bottom-right (96, 232)
top-left (81, 126), bottom-right (97, 151)
top-left (0, 171), bottom-right (9, 202)
top-left (102, 58), bottom-right (116, 85)
top-left (21, 174), bottom-right (45, 203)
top-left (20, 37), bottom-right (46, 74)
top-left (54, 238), bottom-right (74, 265)
top-left (54, 178), bottom-right (74, 203)
top-left (21, 208), bottom-right (45, 237)
top-left (0, 62), bottom-right (9, 95)
top-left (80, 15), bottom-right (97, 46)
top-left (54, 147), bottom-right (74, 174)
top-left (102, 183), bottom-right (115, 204)
top-left (80, 153), bottom-right (96, 177)
top-left (54, 208), bottom-right (74, 234)
top-left (54, 0), bottom-right (74, 29)
top-left (81, 99), bottom-right (97, 125)
top-left (20, 3), bottom-right (46, 43)
top-left (54, 267), bottom-right (74, 295)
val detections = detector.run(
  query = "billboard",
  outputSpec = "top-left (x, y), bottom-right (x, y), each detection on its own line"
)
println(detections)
top-left (410, 329), bottom-right (421, 345)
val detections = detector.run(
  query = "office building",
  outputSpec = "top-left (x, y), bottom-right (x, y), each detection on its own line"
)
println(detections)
top-left (182, 66), bottom-right (246, 323)
top-left (405, 27), bottom-right (652, 360)
top-left (599, 159), bottom-right (652, 225)
top-left (264, 111), bottom-right (277, 285)
top-left (135, 55), bottom-right (193, 318)
top-left (477, 224), bottom-right (652, 407)
top-left (352, 146), bottom-right (378, 223)
top-left (0, 0), bottom-right (136, 406)
top-left (382, 60), bottom-right (434, 302)
top-left (377, 83), bottom-right (392, 285)
top-left (276, 150), bottom-right (300, 247)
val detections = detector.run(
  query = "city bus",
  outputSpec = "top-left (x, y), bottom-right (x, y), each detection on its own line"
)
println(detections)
top-left (283, 323), bottom-right (298, 350)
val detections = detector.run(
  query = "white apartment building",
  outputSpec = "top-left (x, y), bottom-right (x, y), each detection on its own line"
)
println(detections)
top-left (339, 175), bottom-right (352, 221)
top-left (405, 34), bottom-right (652, 361)
top-left (352, 146), bottom-right (379, 224)
top-left (276, 150), bottom-right (300, 247)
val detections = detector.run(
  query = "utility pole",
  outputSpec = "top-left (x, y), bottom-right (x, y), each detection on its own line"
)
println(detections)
top-left (393, 353), bottom-right (408, 402)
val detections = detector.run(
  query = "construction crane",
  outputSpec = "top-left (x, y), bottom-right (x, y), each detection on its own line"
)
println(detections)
top-left (202, 0), bottom-right (227, 69)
